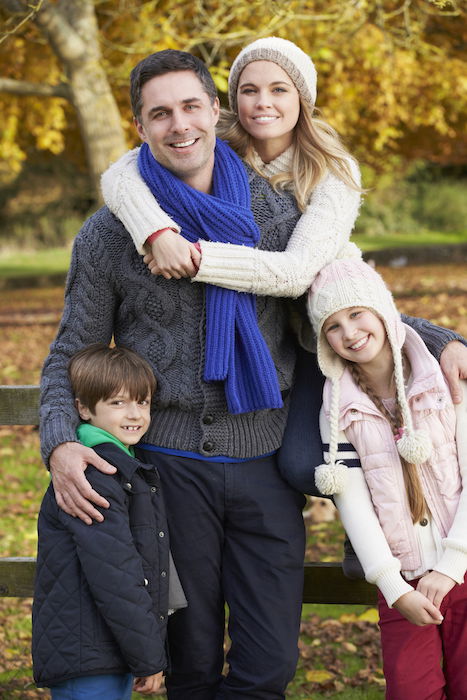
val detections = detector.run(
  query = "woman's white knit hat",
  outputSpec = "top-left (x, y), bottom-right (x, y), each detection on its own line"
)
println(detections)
top-left (228, 36), bottom-right (317, 113)
top-left (307, 259), bottom-right (432, 496)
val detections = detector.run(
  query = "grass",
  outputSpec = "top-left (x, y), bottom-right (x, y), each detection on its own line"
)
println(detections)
top-left (302, 603), bottom-right (370, 619)
top-left (0, 246), bottom-right (71, 279)
top-left (352, 230), bottom-right (466, 252)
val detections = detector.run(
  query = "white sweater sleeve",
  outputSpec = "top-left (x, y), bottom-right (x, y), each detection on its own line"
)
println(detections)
top-left (319, 407), bottom-right (413, 606)
top-left (101, 149), bottom-right (361, 295)
top-left (334, 470), bottom-right (414, 607)
top-left (434, 381), bottom-right (467, 583)
top-left (100, 148), bottom-right (181, 254)
top-left (193, 160), bottom-right (362, 297)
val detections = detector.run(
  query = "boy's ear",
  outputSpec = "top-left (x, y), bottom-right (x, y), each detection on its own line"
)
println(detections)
top-left (75, 398), bottom-right (92, 421)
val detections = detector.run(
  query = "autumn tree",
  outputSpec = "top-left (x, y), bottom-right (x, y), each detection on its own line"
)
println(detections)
top-left (0, 0), bottom-right (127, 200)
top-left (0, 0), bottom-right (465, 203)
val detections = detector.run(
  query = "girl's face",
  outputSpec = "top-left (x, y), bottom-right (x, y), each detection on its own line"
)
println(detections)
top-left (323, 307), bottom-right (390, 369)
top-left (236, 60), bottom-right (300, 162)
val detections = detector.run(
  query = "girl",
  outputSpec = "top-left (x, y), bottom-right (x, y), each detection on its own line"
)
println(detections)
top-left (307, 258), bottom-right (467, 699)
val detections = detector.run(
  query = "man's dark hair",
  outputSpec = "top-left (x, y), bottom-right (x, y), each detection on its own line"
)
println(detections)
top-left (130, 49), bottom-right (218, 120)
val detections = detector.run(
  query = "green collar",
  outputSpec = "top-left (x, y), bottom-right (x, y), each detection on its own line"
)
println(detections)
top-left (77, 423), bottom-right (135, 457)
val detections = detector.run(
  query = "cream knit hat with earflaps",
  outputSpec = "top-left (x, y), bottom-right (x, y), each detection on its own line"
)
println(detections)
top-left (307, 259), bottom-right (433, 496)
top-left (228, 36), bottom-right (317, 114)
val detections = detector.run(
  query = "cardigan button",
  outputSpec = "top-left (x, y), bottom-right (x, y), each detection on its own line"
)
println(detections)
top-left (420, 518), bottom-right (428, 527)
top-left (203, 441), bottom-right (215, 452)
top-left (151, 486), bottom-right (157, 492)
top-left (125, 482), bottom-right (132, 490)
top-left (158, 531), bottom-right (165, 538)
top-left (161, 570), bottom-right (167, 578)
top-left (203, 414), bottom-right (214, 425)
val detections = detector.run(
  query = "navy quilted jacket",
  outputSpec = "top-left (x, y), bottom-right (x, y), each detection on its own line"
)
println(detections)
top-left (32, 443), bottom-right (169, 687)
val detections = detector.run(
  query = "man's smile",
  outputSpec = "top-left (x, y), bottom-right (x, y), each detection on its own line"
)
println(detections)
top-left (170, 138), bottom-right (198, 148)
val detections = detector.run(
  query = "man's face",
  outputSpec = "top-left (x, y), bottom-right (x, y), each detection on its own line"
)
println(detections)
top-left (135, 70), bottom-right (220, 192)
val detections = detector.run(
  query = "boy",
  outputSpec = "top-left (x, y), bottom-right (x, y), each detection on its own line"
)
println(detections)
top-left (33, 344), bottom-right (184, 699)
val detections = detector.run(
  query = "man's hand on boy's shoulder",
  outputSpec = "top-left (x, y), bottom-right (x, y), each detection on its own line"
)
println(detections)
top-left (49, 441), bottom-right (117, 525)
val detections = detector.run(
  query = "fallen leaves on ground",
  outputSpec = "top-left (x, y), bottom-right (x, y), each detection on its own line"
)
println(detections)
top-left (296, 612), bottom-right (384, 696)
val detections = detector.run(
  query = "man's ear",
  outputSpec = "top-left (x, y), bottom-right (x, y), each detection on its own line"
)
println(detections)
top-left (75, 398), bottom-right (92, 421)
top-left (134, 116), bottom-right (146, 143)
top-left (212, 96), bottom-right (220, 126)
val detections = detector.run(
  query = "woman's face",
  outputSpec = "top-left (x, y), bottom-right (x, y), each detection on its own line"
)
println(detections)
top-left (236, 60), bottom-right (300, 162)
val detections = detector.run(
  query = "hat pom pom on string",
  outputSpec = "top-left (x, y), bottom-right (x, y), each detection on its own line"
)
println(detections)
top-left (315, 461), bottom-right (348, 496)
top-left (396, 428), bottom-right (432, 464)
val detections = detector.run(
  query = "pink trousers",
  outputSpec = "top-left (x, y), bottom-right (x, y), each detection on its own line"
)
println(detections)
top-left (377, 579), bottom-right (467, 699)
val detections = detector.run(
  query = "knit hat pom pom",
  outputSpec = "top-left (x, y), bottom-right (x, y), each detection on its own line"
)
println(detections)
top-left (396, 428), bottom-right (432, 464)
top-left (315, 461), bottom-right (348, 496)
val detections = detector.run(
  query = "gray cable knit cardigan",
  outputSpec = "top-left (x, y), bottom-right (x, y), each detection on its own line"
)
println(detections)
top-left (40, 170), bottom-right (302, 463)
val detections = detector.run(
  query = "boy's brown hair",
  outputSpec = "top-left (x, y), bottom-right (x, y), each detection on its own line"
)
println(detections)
top-left (68, 344), bottom-right (156, 413)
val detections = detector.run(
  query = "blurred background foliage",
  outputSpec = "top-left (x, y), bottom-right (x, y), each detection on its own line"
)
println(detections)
top-left (0, 0), bottom-right (465, 248)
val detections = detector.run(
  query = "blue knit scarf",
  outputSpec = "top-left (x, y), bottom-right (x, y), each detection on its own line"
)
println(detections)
top-left (138, 139), bottom-right (282, 414)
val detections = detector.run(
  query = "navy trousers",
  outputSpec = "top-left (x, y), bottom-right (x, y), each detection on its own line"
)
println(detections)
top-left (140, 450), bottom-right (306, 700)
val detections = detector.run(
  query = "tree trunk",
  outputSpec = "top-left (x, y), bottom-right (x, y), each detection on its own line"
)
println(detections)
top-left (37, 0), bottom-right (127, 203)
top-left (0, 0), bottom-right (127, 203)
top-left (67, 59), bottom-right (128, 203)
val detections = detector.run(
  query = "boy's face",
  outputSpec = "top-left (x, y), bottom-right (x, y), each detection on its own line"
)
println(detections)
top-left (76, 389), bottom-right (151, 448)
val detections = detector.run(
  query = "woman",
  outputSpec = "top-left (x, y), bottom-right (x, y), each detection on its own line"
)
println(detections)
top-left (101, 36), bottom-right (362, 294)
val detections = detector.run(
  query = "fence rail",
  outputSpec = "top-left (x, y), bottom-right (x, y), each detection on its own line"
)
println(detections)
top-left (0, 385), bottom-right (377, 606)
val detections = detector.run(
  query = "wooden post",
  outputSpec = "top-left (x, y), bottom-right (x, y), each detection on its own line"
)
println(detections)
top-left (0, 385), bottom-right (40, 425)
top-left (0, 558), bottom-right (36, 597)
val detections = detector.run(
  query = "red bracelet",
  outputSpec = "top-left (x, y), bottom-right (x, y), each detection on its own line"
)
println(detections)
top-left (146, 228), bottom-right (176, 246)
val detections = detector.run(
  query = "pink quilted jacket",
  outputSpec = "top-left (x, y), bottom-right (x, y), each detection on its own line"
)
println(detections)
top-left (323, 325), bottom-right (460, 572)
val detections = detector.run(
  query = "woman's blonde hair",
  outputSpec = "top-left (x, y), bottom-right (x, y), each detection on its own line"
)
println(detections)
top-left (348, 361), bottom-right (427, 524)
top-left (217, 100), bottom-right (361, 212)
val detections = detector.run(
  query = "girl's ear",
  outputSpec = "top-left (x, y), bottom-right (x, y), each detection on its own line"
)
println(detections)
top-left (75, 397), bottom-right (91, 421)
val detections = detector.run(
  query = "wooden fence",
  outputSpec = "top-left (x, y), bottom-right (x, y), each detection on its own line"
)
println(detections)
top-left (0, 385), bottom-right (377, 606)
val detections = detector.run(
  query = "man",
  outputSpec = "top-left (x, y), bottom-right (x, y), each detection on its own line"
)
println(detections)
top-left (41, 50), bottom-right (307, 700)
top-left (41, 49), bottom-right (467, 700)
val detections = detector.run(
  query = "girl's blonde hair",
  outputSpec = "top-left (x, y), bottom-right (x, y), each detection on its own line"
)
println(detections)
top-left (217, 100), bottom-right (361, 212)
top-left (348, 361), bottom-right (427, 524)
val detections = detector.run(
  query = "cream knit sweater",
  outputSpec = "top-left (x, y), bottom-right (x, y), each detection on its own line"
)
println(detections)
top-left (101, 145), bottom-right (362, 298)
